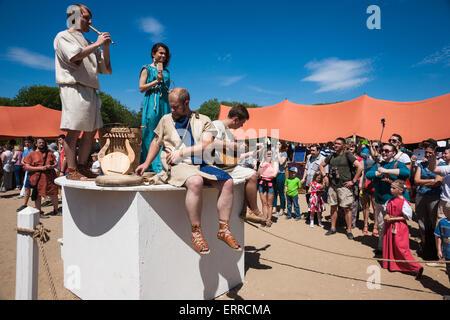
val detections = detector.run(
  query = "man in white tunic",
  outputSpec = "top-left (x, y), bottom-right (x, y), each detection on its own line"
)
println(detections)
top-left (54, 4), bottom-right (112, 180)
top-left (209, 104), bottom-right (266, 224)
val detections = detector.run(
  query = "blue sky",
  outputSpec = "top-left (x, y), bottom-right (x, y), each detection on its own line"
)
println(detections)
top-left (0, 0), bottom-right (449, 112)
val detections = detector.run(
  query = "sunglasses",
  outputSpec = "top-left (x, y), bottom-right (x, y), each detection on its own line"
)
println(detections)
top-left (381, 149), bottom-right (392, 153)
top-left (388, 139), bottom-right (399, 143)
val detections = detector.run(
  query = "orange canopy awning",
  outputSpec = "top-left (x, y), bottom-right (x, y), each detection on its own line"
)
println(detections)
top-left (218, 93), bottom-right (450, 144)
top-left (0, 104), bottom-right (104, 141)
top-left (0, 104), bottom-right (65, 140)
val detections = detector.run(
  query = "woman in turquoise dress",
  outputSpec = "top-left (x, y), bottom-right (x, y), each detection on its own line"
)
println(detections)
top-left (139, 43), bottom-right (171, 172)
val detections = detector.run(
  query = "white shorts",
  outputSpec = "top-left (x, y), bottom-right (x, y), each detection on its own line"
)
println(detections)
top-left (59, 84), bottom-right (103, 132)
top-left (224, 165), bottom-right (256, 181)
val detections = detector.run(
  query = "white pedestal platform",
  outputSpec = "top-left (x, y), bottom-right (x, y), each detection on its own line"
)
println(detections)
top-left (55, 176), bottom-right (245, 300)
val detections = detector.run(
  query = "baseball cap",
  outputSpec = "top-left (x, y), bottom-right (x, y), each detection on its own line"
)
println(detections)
top-left (289, 167), bottom-right (298, 173)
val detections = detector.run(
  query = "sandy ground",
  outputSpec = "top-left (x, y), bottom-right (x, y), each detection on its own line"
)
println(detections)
top-left (0, 188), bottom-right (448, 300)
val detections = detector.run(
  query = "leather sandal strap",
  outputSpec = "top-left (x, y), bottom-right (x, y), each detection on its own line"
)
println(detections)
top-left (191, 225), bottom-right (209, 254)
top-left (67, 168), bottom-right (88, 181)
top-left (217, 227), bottom-right (241, 250)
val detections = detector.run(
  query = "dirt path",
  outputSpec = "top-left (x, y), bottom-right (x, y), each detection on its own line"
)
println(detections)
top-left (1, 189), bottom-right (448, 300)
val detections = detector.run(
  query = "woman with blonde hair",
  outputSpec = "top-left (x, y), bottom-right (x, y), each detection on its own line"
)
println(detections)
top-left (258, 148), bottom-right (279, 227)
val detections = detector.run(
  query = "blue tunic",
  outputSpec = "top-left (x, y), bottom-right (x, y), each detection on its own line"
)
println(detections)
top-left (140, 64), bottom-right (170, 173)
top-left (174, 115), bottom-right (231, 181)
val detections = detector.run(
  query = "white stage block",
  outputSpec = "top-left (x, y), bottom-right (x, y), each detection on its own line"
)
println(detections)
top-left (55, 176), bottom-right (245, 300)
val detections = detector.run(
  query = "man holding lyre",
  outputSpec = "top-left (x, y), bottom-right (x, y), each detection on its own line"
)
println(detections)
top-left (54, 4), bottom-right (112, 180)
top-left (209, 104), bottom-right (266, 225)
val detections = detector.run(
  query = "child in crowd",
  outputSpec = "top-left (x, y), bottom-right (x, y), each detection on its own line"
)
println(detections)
top-left (284, 167), bottom-right (302, 220)
top-left (90, 153), bottom-right (102, 175)
top-left (434, 204), bottom-right (450, 282)
top-left (308, 171), bottom-right (325, 228)
top-left (383, 179), bottom-right (423, 279)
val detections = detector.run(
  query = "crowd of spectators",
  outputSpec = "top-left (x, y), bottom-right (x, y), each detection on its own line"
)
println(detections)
top-left (255, 135), bottom-right (449, 281)
top-left (1, 135), bottom-right (102, 218)
top-left (1, 132), bottom-right (448, 281)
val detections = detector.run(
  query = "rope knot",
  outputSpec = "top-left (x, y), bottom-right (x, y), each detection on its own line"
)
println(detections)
top-left (33, 223), bottom-right (51, 244)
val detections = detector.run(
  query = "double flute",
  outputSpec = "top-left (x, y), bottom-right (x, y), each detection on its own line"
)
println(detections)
top-left (89, 25), bottom-right (115, 45)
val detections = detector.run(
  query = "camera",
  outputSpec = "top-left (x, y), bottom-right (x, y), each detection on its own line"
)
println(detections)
top-left (329, 167), bottom-right (340, 180)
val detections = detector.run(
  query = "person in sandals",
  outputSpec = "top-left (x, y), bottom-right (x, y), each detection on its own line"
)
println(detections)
top-left (54, 4), bottom-right (112, 180)
top-left (208, 104), bottom-right (266, 225)
top-left (135, 88), bottom-right (242, 255)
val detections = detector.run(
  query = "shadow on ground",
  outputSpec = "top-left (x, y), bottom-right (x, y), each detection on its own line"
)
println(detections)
top-left (221, 245), bottom-right (273, 300)
top-left (0, 192), bottom-right (20, 199)
top-left (259, 256), bottom-right (449, 297)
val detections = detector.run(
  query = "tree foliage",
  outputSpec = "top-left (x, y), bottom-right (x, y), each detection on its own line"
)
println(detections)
top-left (0, 85), bottom-right (141, 127)
top-left (198, 98), bottom-right (261, 121)
top-left (0, 97), bottom-right (16, 106)
top-left (98, 91), bottom-right (141, 127)
top-left (14, 85), bottom-right (62, 110)
top-left (313, 101), bottom-right (344, 105)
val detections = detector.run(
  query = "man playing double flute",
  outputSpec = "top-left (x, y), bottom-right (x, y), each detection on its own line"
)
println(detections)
top-left (54, 4), bottom-right (112, 180)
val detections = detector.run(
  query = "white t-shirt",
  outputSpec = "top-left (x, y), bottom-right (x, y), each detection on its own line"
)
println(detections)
top-left (305, 154), bottom-right (326, 185)
top-left (52, 151), bottom-right (60, 172)
top-left (210, 120), bottom-right (237, 166)
top-left (383, 198), bottom-right (413, 220)
top-left (2, 150), bottom-right (13, 172)
top-left (439, 164), bottom-right (450, 202)
top-left (91, 160), bottom-right (102, 174)
top-left (53, 151), bottom-right (60, 165)
top-left (394, 151), bottom-right (411, 165)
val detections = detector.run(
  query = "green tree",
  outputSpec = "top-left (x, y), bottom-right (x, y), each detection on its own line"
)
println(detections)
top-left (198, 99), bottom-right (261, 121)
top-left (313, 101), bottom-right (344, 105)
top-left (0, 97), bottom-right (16, 106)
top-left (5, 85), bottom-right (141, 127)
top-left (198, 98), bottom-right (221, 121)
top-left (14, 85), bottom-right (62, 110)
top-left (98, 91), bottom-right (141, 127)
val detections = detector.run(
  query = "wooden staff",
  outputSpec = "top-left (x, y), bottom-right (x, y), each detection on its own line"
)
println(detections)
top-left (89, 25), bottom-right (115, 44)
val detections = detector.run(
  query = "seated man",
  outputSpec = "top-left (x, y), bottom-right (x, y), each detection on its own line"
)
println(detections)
top-left (208, 103), bottom-right (265, 224)
top-left (136, 88), bottom-right (241, 255)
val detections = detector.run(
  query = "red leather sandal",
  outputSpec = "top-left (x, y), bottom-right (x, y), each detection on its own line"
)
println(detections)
top-left (66, 168), bottom-right (89, 181)
top-left (240, 209), bottom-right (266, 224)
top-left (191, 225), bottom-right (210, 255)
top-left (77, 164), bottom-right (98, 180)
top-left (217, 220), bottom-right (242, 251)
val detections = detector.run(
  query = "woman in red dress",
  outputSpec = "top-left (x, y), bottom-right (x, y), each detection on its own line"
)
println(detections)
top-left (382, 179), bottom-right (423, 279)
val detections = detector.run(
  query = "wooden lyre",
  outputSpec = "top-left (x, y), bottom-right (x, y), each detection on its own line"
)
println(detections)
top-left (98, 126), bottom-right (136, 175)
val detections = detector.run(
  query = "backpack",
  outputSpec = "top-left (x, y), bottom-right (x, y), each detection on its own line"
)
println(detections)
top-left (344, 152), bottom-right (358, 180)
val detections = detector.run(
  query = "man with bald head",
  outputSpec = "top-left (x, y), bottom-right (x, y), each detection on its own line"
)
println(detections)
top-left (136, 88), bottom-right (241, 255)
